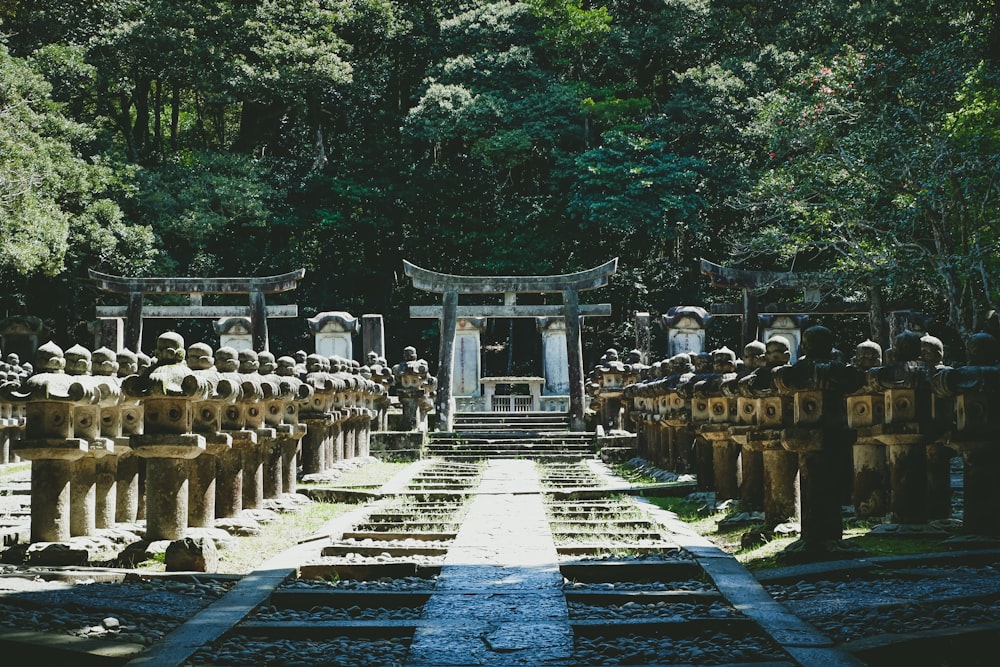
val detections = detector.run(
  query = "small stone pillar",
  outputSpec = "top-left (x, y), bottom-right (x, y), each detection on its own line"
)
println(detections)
top-left (634, 312), bottom-right (651, 365)
top-left (91, 318), bottom-right (125, 354)
top-left (453, 317), bottom-right (485, 397)
top-left (537, 317), bottom-right (570, 395)
top-left (309, 311), bottom-right (359, 360)
top-left (120, 332), bottom-right (209, 541)
top-left (932, 333), bottom-right (1000, 536)
top-left (362, 314), bottom-right (386, 359)
top-left (4, 342), bottom-right (88, 543)
top-left (774, 326), bottom-right (864, 559)
top-left (661, 306), bottom-right (709, 357)
top-left (214, 317), bottom-right (254, 352)
top-left (760, 315), bottom-right (809, 363)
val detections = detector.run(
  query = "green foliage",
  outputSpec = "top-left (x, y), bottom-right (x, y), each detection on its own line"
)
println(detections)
top-left (743, 42), bottom-right (1000, 333)
top-left (0, 0), bottom-right (997, 354)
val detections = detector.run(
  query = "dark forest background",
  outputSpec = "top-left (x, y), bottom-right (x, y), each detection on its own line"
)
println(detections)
top-left (1, 1), bottom-right (998, 368)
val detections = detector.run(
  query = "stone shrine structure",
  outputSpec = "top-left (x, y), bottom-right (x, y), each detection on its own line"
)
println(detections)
top-left (404, 259), bottom-right (618, 431)
top-left (308, 312), bottom-right (360, 360)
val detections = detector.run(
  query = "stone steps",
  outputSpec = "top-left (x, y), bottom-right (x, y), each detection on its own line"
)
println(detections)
top-left (452, 411), bottom-right (569, 431)
top-left (428, 411), bottom-right (596, 460)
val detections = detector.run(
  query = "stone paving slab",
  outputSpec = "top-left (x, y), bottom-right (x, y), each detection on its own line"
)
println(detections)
top-left (405, 459), bottom-right (573, 666)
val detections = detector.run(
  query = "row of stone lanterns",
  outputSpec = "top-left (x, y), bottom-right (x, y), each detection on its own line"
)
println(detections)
top-left (1, 332), bottom-right (390, 546)
top-left (619, 326), bottom-right (1000, 558)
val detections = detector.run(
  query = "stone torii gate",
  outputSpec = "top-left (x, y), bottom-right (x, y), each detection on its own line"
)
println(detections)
top-left (89, 268), bottom-right (305, 353)
top-left (698, 258), bottom-right (879, 346)
top-left (404, 259), bottom-right (618, 432)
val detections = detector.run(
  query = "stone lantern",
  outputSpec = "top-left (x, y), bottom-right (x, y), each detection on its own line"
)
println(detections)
top-left (300, 353), bottom-right (338, 474)
top-left (932, 332), bottom-right (1000, 537)
top-left (212, 346), bottom-right (251, 518)
top-left (392, 346), bottom-right (436, 432)
top-left (114, 349), bottom-right (143, 524)
top-left (121, 332), bottom-right (210, 541)
top-left (273, 355), bottom-right (311, 495)
top-left (662, 354), bottom-right (696, 474)
top-left (846, 340), bottom-right (888, 520)
top-left (738, 335), bottom-right (798, 529)
top-left (694, 347), bottom-right (741, 501)
top-left (866, 330), bottom-right (942, 529)
top-left (726, 341), bottom-right (767, 512)
top-left (773, 326), bottom-right (864, 558)
top-left (185, 342), bottom-right (236, 527)
top-left (236, 348), bottom-right (276, 511)
top-left (4, 342), bottom-right (89, 543)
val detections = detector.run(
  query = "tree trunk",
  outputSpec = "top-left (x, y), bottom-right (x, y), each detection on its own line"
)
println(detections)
top-left (868, 282), bottom-right (887, 350)
top-left (153, 78), bottom-right (162, 157)
top-left (171, 84), bottom-right (180, 148)
top-left (132, 77), bottom-right (151, 158)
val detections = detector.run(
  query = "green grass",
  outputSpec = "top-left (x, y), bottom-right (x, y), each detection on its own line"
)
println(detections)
top-left (645, 496), bottom-right (949, 573)
top-left (215, 501), bottom-right (353, 574)
top-left (0, 462), bottom-right (30, 480)
top-left (609, 463), bottom-right (660, 485)
top-left (297, 460), bottom-right (411, 489)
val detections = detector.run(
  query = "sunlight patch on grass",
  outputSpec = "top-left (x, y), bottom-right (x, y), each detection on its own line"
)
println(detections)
top-left (216, 501), bottom-right (352, 574)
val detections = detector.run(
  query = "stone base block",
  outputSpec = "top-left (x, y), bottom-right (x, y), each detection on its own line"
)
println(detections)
top-left (370, 431), bottom-right (425, 461)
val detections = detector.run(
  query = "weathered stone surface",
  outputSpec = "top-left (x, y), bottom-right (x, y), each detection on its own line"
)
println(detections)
top-left (26, 542), bottom-right (90, 566)
top-left (165, 536), bottom-right (218, 572)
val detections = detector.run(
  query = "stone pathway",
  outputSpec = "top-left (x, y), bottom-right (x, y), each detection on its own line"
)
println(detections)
top-left (405, 459), bottom-right (572, 666)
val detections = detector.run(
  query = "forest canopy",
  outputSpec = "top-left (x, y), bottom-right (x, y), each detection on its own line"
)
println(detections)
top-left (0, 0), bottom-right (997, 361)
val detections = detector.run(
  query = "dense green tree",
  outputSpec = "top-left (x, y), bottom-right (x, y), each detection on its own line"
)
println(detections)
top-left (0, 0), bottom-right (997, 356)
top-left (742, 42), bottom-right (1000, 336)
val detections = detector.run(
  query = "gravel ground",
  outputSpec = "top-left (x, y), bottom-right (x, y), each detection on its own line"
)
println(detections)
top-left (568, 599), bottom-right (745, 620)
top-left (0, 574), bottom-right (234, 645)
top-left (564, 579), bottom-right (717, 592)
top-left (251, 604), bottom-right (424, 621)
top-left (766, 563), bottom-right (1000, 643)
top-left (572, 630), bottom-right (791, 665)
top-left (280, 575), bottom-right (437, 591)
top-left (186, 636), bottom-right (411, 667)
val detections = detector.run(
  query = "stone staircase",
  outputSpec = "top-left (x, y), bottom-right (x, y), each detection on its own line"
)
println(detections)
top-left (425, 411), bottom-right (596, 462)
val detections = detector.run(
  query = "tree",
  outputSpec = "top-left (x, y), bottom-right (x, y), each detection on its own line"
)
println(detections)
top-left (741, 43), bottom-right (1000, 336)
